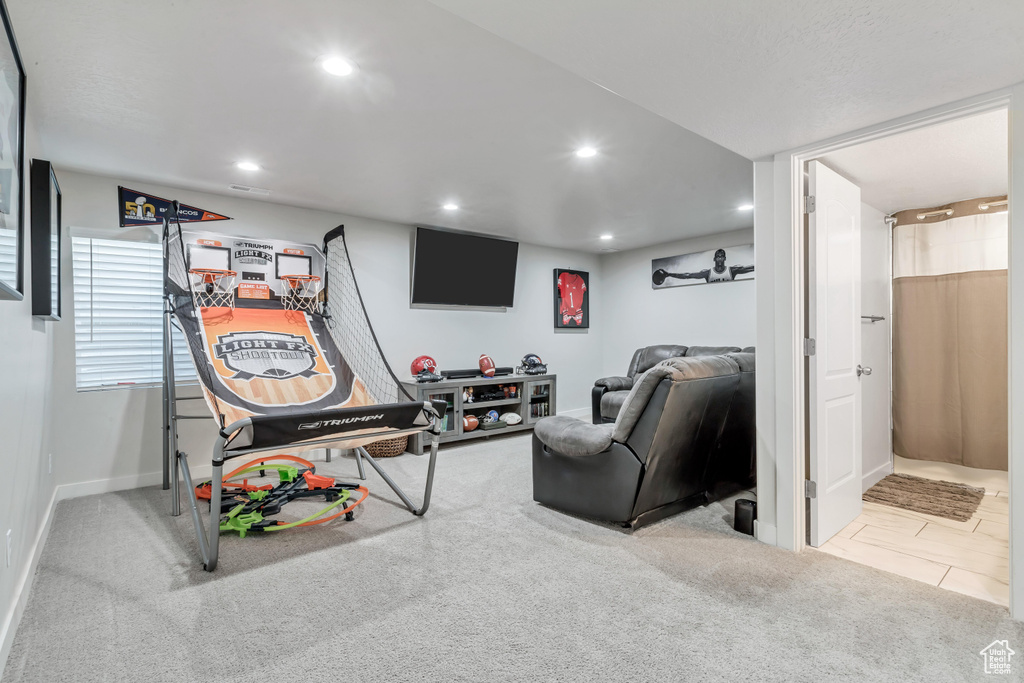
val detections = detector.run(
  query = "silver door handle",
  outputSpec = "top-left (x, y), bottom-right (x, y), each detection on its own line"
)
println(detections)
top-left (857, 365), bottom-right (872, 377)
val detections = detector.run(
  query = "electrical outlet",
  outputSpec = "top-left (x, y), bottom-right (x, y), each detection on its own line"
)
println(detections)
top-left (48, 453), bottom-right (52, 475)
top-left (5, 530), bottom-right (11, 568)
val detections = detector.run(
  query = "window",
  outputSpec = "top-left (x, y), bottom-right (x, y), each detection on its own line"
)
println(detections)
top-left (72, 236), bottom-right (196, 390)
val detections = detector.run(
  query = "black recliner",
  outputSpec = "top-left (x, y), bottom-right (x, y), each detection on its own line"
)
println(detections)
top-left (534, 356), bottom-right (741, 529)
top-left (592, 345), bottom-right (745, 423)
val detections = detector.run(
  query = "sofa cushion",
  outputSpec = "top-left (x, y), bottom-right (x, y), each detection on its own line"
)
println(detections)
top-left (600, 390), bottom-right (629, 419)
top-left (534, 416), bottom-right (615, 457)
top-left (627, 344), bottom-right (689, 377)
top-left (613, 355), bottom-right (740, 443)
top-left (741, 346), bottom-right (755, 353)
top-left (684, 345), bottom-right (742, 356)
top-left (725, 352), bottom-right (755, 372)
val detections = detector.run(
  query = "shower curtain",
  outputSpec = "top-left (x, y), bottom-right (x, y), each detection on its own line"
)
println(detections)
top-left (891, 195), bottom-right (1008, 471)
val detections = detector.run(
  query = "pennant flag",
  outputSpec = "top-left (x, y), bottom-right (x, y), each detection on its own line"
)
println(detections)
top-left (119, 186), bottom-right (232, 227)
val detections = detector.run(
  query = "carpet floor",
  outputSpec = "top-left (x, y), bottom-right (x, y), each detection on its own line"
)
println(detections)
top-left (4, 433), bottom-right (1022, 682)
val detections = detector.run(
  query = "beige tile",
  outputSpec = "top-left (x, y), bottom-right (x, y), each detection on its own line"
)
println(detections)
top-left (816, 536), bottom-right (949, 586)
top-left (939, 567), bottom-right (1009, 608)
top-left (855, 506), bottom-right (926, 536)
top-left (836, 521), bottom-right (866, 539)
top-left (854, 525), bottom-right (1008, 580)
top-left (861, 501), bottom-right (979, 533)
top-left (916, 523), bottom-right (1008, 559)
top-left (975, 495), bottom-right (1009, 523)
top-left (996, 491), bottom-right (1008, 498)
top-left (976, 519), bottom-right (1009, 540)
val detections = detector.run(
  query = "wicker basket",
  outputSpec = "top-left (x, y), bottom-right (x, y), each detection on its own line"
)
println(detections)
top-left (363, 435), bottom-right (409, 458)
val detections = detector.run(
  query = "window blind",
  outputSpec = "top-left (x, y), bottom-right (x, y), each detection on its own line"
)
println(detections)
top-left (72, 236), bottom-right (196, 390)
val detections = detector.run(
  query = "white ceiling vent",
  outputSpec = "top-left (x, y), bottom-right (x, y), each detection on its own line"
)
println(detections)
top-left (229, 184), bottom-right (271, 196)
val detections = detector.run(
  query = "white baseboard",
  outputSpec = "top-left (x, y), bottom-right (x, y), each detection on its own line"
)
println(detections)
top-left (862, 459), bottom-right (892, 493)
top-left (556, 407), bottom-right (590, 421)
top-left (754, 520), bottom-right (777, 546)
top-left (0, 485), bottom-right (59, 675)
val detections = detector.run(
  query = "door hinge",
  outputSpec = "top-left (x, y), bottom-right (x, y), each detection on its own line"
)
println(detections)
top-left (803, 338), bottom-right (816, 356)
top-left (805, 480), bottom-right (817, 499)
top-left (804, 195), bottom-right (816, 214)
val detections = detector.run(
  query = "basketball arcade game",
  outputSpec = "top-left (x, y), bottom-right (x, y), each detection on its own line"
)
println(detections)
top-left (162, 206), bottom-right (446, 570)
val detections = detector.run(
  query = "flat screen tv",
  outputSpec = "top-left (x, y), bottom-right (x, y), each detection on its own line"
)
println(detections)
top-left (411, 227), bottom-right (519, 308)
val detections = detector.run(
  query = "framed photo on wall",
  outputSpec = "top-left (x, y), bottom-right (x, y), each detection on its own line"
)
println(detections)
top-left (651, 243), bottom-right (755, 289)
top-left (554, 268), bottom-right (589, 329)
top-left (0, 0), bottom-right (24, 301)
top-left (30, 159), bottom-right (60, 320)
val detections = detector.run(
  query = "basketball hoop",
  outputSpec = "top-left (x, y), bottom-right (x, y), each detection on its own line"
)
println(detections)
top-left (189, 268), bottom-right (237, 309)
top-left (281, 274), bottom-right (322, 314)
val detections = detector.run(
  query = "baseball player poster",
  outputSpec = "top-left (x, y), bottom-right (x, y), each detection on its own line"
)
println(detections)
top-left (554, 268), bottom-right (589, 329)
top-left (651, 244), bottom-right (755, 289)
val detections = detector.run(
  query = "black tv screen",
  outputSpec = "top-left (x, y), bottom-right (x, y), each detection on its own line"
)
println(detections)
top-left (411, 227), bottom-right (519, 307)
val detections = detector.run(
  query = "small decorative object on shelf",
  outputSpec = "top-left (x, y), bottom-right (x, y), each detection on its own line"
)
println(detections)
top-left (479, 353), bottom-right (496, 377)
top-left (500, 412), bottom-right (522, 425)
top-left (465, 387), bottom-right (474, 403)
top-left (463, 415), bottom-right (479, 432)
top-left (520, 353), bottom-right (548, 375)
top-left (411, 355), bottom-right (438, 375)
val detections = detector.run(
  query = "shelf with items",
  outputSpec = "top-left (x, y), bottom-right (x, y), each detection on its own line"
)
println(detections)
top-left (426, 390), bottom-right (457, 434)
top-left (401, 372), bottom-right (556, 454)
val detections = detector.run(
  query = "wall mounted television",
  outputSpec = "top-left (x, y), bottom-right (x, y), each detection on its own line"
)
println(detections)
top-left (411, 227), bottom-right (519, 308)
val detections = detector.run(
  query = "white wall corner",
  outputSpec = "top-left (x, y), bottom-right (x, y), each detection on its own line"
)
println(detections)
top-left (861, 459), bottom-right (892, 493)
top-left (753, 520), bottom-right (777, 546)
top-left (1007, 82), bottom-right (1024, 620)
top-left (0, 487), bottom-right (59, 670)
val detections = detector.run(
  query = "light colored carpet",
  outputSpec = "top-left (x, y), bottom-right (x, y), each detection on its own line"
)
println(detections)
top-left (4, 433), bottom-right (1022, 682)
top-left (864, 473), bottom-right (986, 522)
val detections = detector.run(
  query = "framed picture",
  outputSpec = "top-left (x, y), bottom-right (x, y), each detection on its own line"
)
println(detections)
top-left (0, 0), bottom-right (24, 301)
top-left (554, 268), bottom-right (589, 329)
top-left (652, 243), bottom-right (755, 289)
top-left (30, 159), bottom-right (60, 320)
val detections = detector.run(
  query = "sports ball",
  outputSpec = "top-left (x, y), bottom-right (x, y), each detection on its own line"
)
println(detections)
top-left (463, 415), bottom-right (479, 431)
top-left (411, 355), bottom-right (437, 375)
top-left (478, 354), bottom-right (496, 377)
top-left (500, 412), bottom-right (522, 425)
top-left (486, 410), bottom-right (500, 423)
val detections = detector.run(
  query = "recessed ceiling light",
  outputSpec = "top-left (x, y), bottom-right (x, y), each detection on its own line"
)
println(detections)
top-left (235, 161), bottom-right (260, 171)
top-left (575, 146), bottom-right (598, 158)
top-left (443, 203), bottom-right (459, 211)
top-left (737, 203), bottom-right (754, 211)
top-left (599, 234), bottom-right (613, 240)
top-left (319, 55), bottom-right (356, 76)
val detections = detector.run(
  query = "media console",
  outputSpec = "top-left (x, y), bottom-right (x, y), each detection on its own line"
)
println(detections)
top-left (401, 373), bottom-right (556, 455)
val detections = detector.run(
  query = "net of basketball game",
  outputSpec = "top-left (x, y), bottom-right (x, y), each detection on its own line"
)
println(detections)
top-left (280, 274), bottom-right (323, 314)
top-left (188, 268), bottom-right (237, 309)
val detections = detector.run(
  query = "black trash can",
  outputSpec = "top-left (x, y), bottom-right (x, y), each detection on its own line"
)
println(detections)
top-left (734, 498), bottom-right (756, 535)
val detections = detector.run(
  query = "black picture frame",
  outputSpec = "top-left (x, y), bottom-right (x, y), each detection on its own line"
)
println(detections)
top-left (30, 159), bottom-right (60, 320)
top-left (554, 268), bottom-right (589, 329)
top-left (0, 0), bottom-right (25, 301)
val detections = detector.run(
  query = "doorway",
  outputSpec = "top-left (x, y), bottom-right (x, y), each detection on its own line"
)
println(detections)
top-left (804, 109), bottom-right (1010, 606)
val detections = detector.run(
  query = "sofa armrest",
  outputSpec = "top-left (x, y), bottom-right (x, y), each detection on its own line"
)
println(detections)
top-left (591, 386), bottom-right (607, 424)
top-left (594, 376), bottom-right (633, 392)
top-left (534, 416), bottom-right (615, 457)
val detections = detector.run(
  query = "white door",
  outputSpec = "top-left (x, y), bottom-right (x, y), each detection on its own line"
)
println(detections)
top-left (808, 160), bottom-right (863, 547)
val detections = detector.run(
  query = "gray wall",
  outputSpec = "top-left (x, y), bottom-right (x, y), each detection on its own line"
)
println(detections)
top-left (51, 171), bottom-right (604, 489)
top-left (598, 228), bottom-right (756, 376)
top-left (0, 107), bottom-right (58, 664)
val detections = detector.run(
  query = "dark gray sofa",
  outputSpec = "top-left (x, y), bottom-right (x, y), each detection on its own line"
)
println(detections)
top-left (592, 344), bottom-right (751, 424)
top-left (533, 356), bottom-right (741, 529)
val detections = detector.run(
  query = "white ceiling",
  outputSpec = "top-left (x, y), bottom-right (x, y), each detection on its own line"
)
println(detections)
top-left (820, 109), bottom-right (1008, 214)
top-left (8, 0), bottom-right (754, 252)
top-left (429, 0), bottom-right (1024, 160)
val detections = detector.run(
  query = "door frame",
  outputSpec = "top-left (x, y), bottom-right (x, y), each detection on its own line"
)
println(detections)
top-left (753, 84), bottom-right (1023, 615)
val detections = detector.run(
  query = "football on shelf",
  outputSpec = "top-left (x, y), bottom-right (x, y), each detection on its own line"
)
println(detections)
top-left (411, 355), bottom-right (437, 376)
top-left (463, 415), bottom-right (479, 431)
top-left (500, 412), bottom-right (522, 425)
top-left (478, 354), bottom-right (496, 377)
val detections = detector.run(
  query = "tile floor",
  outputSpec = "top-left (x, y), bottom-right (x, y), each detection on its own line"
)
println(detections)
top-left (816, 455), bottom-right (1009, 607)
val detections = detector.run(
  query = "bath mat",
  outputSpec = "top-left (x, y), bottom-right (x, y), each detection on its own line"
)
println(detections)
top-left (862, 473), bottom-right (985, 522)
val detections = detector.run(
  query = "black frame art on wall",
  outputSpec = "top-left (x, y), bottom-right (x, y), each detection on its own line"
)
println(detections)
top-left (0, 0), bottom-right (24, 301)
top-left (554, 268), bottom-right (589, 329)
top-left (30, 159), bottom-right (60, 320)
